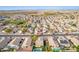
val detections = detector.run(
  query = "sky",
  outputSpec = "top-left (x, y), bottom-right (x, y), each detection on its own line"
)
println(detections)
top-left (0, 6), bottom-right (79, 10)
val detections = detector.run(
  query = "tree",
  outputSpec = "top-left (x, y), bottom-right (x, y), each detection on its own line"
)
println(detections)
top-left (10, 19), bottom-right (26, 25)
top-left (21, 27), bottom-right (27, 33)
top-left (3, 28), bottom-right (12, 33)
top-left (3, 19), bottom-right (10, 25)
top-left (76, 45), bottom-right (79, 52)
top-left (32, 35), bottom-right (38, 42)
top-left (47, 46), bottom-right (52, 52)
top-left (31, 35), bottom-right (38, 48)
top-left (9, 48), bottom-right (16, 52)
top-left (70, 15), bottom-right (75, 19)
top-left (0, 49), bottom-right (2, 52)
top-left (72, 23), bottom-right (76, 27)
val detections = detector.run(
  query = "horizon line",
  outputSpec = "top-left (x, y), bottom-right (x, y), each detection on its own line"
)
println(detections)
top-left (0, 6), bottom-right (79, 10)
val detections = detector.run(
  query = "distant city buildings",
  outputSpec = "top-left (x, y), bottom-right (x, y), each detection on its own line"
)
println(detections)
top-left (0, 10), bottom-right (79, 52)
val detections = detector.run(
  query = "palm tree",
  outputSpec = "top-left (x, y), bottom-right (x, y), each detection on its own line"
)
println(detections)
top-left (31, 35), bottom-right (38, 51)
